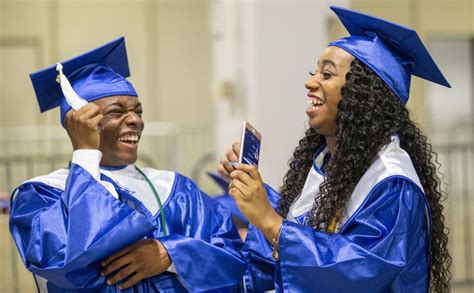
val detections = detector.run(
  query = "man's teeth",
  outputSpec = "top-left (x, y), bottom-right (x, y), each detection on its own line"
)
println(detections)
top-left (119, 135), bottom-right (139, 143)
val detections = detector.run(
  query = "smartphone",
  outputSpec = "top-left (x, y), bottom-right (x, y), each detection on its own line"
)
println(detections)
top-left (238, 121), bottom-right (262, 167)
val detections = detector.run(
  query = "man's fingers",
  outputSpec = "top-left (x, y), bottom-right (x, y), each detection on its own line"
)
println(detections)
top-left (102, 244), bottom-right (135, 267)
top-left (65, 109), bottom-right (75, 120)
top-left (106, 263), bottom-right (137, 286)
top-left (117, 272), bottom-right (143, 290)
top-left (88, 113), bottom-right (104, 129)
top-left (78, 102), bottom-right (100, 115)
top-left (101, 253), bottom-right (134, 277)
top-left (64, 110), bottom-right (75, 129)
top-left (65, 103), bottom-right (101, 126)
top-left (80, 104), bottom-right (101, 121)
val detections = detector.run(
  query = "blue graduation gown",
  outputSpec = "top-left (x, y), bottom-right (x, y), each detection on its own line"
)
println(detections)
top-left (9, 163), bottom-right (245, 292)
top-left (243, 137), bottom-right (431, 292)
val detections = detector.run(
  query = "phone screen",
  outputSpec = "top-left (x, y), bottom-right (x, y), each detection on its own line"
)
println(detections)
top-left (240, 126), bottom-right (261, 167)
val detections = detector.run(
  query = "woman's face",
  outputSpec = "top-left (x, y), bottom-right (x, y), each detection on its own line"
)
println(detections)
top-left (305, 46), bottom-right (354, 137)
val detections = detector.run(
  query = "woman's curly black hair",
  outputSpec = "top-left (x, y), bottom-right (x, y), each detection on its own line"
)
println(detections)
top-left (277, 58), bottom-right (451, 291)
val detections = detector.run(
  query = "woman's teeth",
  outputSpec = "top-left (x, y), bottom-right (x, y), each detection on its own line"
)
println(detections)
top-left (307, 99), bottom-right (324, 109)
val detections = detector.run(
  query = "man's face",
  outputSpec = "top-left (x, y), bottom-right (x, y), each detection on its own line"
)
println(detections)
top-left (93, 95), bottom-right (144, 167)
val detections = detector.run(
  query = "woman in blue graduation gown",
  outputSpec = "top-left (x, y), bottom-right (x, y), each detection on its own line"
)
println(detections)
top-left (217, 6), bottom-right (451, 292)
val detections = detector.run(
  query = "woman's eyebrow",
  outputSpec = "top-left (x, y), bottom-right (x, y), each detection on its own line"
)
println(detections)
top-left (320, 59), bottom-right (337, 68)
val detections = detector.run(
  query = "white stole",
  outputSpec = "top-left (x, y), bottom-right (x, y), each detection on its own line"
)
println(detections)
top-left (287, 136), bottom-right (424, 232)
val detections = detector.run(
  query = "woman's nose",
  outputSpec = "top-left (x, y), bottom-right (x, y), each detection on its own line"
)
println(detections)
top-left (305, 75), bottom-right (320, 90)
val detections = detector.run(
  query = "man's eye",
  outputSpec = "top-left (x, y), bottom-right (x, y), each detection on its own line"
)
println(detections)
top-left (107, 110), bottom-right (122, 116)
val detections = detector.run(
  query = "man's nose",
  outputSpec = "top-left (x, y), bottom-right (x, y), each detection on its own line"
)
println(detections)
top-left (125, 111), bottom-right (142, 127)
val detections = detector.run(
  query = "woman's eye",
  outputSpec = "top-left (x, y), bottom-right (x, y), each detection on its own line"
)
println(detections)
top-left (323, 72), bottom-right (332, 79)
top-left (309, 71), bottom-right (316, 76)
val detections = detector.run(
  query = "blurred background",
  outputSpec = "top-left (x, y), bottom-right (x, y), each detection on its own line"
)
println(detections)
top-left (0, 0), bottom-right (472, 291)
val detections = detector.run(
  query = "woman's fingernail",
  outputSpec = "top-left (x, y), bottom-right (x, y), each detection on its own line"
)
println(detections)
top-left (226, 161), bottom-right (239, 167)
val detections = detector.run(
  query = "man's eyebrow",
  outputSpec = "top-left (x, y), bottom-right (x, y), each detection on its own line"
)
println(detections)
top-left (104, 102), bottom-right (123, 108)
top-left (104, 102), bottom-right (142, 109)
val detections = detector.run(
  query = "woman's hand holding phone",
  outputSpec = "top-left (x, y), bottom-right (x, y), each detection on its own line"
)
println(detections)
top-left (217, 121), bottom-right (283, 243)
top-left (217, 142), bottom-right (241, 182)
top-left (227, 161), bottom-right (283, 243)
top-left (218, 142), bottom-right (275, 228)
top-left (217, 120), bottom-right (262, 180)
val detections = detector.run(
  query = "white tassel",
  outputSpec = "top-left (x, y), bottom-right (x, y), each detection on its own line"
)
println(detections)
top-left (56, 63), bottom-right (88, 110)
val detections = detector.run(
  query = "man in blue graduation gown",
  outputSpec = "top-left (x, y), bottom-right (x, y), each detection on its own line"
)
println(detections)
top-left (9, 37), bottom-right (245, 292)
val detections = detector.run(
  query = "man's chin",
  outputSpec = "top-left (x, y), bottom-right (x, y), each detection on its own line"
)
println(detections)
top-left (121, 154), bottom-right (138, 166)
top-left (100, 153), bottom-right (138, 167)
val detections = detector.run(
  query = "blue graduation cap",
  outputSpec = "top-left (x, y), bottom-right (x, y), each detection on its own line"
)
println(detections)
top-left (329, 6), bottom-right (450, 103)
top-left (30, 37), bottom-right (138, 126)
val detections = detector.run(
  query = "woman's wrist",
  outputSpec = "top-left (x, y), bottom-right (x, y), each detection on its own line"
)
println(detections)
top-left (271, 222), bottom-right (283, 261)
top-left (257, 211), bottom-right (283, 244)
top-left (258, 212), bottom-right (284, 261)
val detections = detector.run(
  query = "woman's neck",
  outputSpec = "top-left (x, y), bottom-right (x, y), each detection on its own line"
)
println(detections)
top-left (325, 135), bottom-right (337, 154)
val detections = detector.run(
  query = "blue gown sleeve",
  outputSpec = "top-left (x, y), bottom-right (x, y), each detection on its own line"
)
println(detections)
top-left (158, 175), bottom-right (246, 291)
top-left (244, 177), bottom-right (430, 292)
top-left (9, 164), bottom-right (156, 289)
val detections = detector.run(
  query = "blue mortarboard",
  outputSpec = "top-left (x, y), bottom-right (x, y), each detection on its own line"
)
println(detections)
top-left (30, 37), bottom-right (137, 126)
top-left (207, 172), bottom-right (248, 224)
top-left (329, 6), bottom-right (450, 103)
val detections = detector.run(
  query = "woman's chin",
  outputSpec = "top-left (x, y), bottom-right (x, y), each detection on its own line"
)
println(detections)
top-left (308, 123), bottom-right (334, 138)
top-left (308, 120), bottom-right (321, 132)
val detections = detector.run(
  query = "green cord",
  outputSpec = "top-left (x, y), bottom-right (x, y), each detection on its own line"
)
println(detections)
top-left (134, 166), bottom-right (168, 236)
